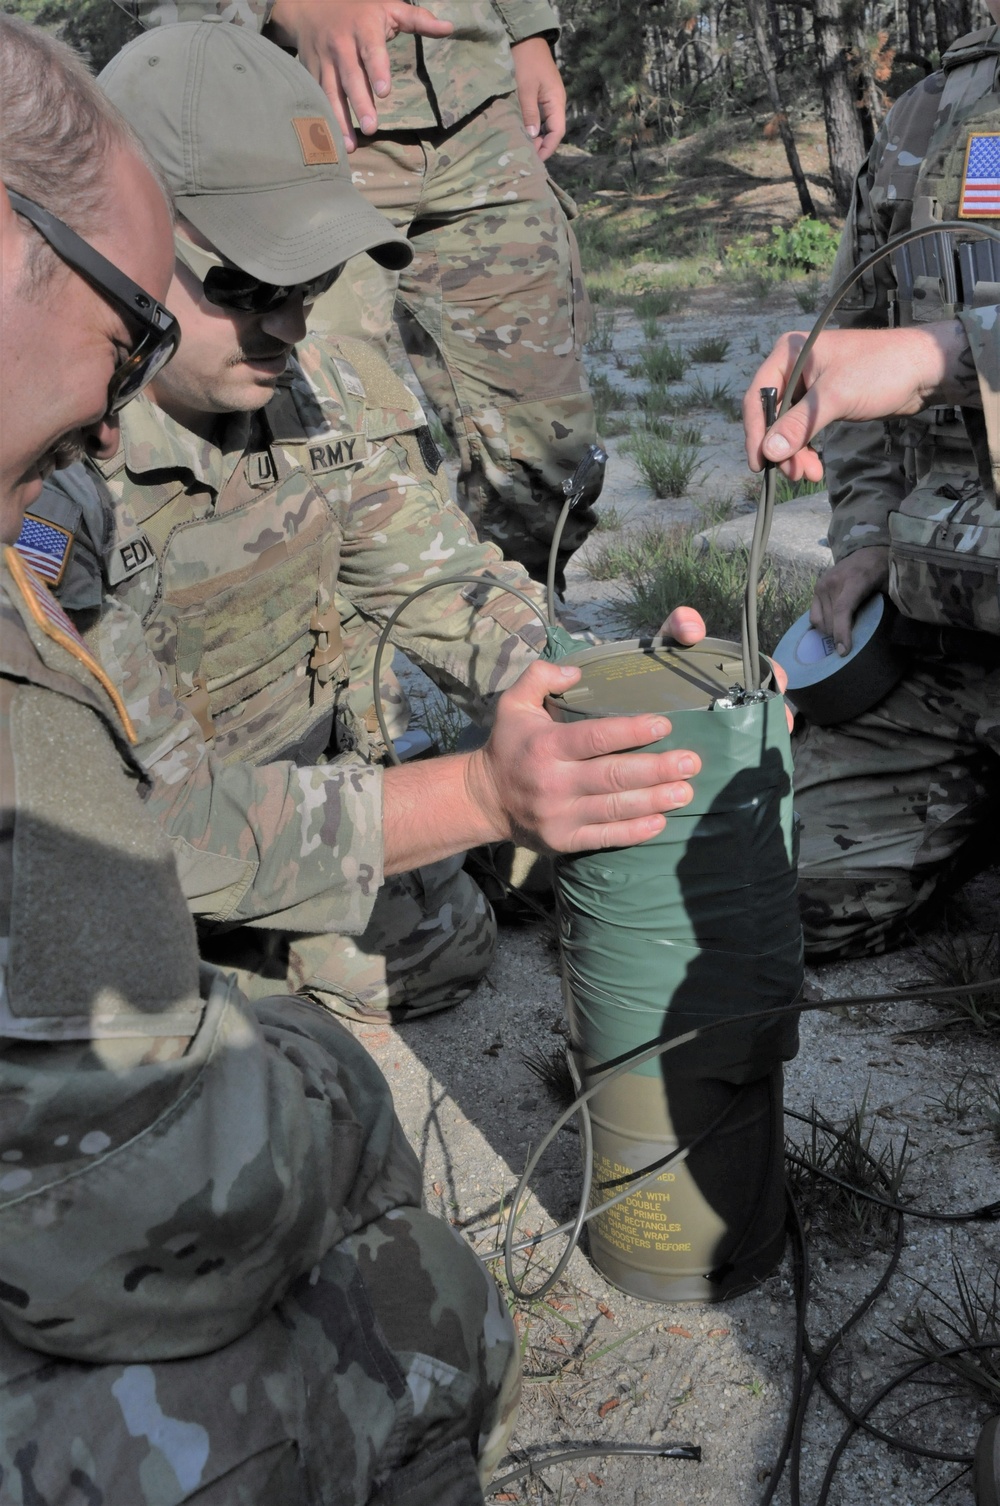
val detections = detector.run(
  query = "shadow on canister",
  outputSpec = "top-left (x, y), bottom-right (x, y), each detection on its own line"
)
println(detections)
top-left (546, 636), bottom-right (803, 1302)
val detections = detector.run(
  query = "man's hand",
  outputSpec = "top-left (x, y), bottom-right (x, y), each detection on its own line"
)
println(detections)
top-left (654, 604), bottom-right (792, 729)
top-left (467, 659), bottom-right (700, 854)
top-left (656, 604), bottom-right (706, 644)
top-left (809, 548), bottom-right (890, 655)
top-left (511, 35), bottom-right (566, 160)
top-left (743, 323), bottom-right (974, 481)
top-left (267, 0), bottom-right (454, 149)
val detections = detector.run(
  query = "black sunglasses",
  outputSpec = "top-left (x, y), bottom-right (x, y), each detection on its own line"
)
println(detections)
top-left (173, 232), bottom-right (344, 315)
top-left (7, 189), bottom-right (180, 415)
top-left (203, 261), bottom-right (344, 315)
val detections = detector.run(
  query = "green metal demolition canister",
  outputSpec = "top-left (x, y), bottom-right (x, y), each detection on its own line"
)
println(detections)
top-left (548, 638), bottom-right (802, 1303)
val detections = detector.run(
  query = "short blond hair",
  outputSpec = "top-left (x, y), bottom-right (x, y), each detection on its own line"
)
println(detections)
top-left (0, 15), bottom-right (169, 285)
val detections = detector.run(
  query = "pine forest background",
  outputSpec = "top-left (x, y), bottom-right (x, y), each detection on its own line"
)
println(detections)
top-left (6, 0), bottom-right (998, 301)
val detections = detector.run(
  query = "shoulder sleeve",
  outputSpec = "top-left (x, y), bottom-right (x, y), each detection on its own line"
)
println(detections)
top-left (113, 0), bottom-right (271, 28)
top-left (0, 967), bottom-right (420, 1362)
top-left (303, 334), bottom-right (426, 438)
top-left (333, 420), bottom-right (548, 720)
top-left (0, 591), bottom-right (416, 1361)
top-left (90, 594), bottom-right (384, 933)
top-left (493, 0), bottom-right (560, 43)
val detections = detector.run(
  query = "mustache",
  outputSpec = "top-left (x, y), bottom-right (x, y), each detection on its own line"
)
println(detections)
top-left (229, 340), bottom-right (291, 367)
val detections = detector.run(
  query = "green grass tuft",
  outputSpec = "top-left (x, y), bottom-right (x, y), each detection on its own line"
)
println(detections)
top-left (689, 335), bottom-right (730, 363)
top-left (623, 430), bottom-right (704, 498)
top-left (630, 341), bottom-right (687, 385)
top-left (599, 521), bottom-right (814, 647)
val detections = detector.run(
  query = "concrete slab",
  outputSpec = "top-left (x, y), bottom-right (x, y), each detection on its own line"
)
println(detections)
top-left (695, 491), bottom-right (834, 579)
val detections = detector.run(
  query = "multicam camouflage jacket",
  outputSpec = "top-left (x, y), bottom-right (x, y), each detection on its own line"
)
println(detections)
top-left (117, 0), bottom-right (559, 130)
top-left (0, 545), bottom-right (421, 1364)
top-left (29, 335), bottom-right (549, 928)
top-left (824, 22), bottom-right (1000, 635)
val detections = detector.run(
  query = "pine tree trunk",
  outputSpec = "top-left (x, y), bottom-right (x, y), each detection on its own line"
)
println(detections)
top-left (935, 0), bottom-right (973, 48)
top-left (745, 0), bottom-right (816, 216)
top-left (814, 0), bottom-right (867, 213)
top-left (907, 0), bottom-right (923, 51)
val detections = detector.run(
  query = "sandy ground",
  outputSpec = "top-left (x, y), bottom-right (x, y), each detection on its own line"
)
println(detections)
top-left (382, 283), bottom-right (1000, 1506)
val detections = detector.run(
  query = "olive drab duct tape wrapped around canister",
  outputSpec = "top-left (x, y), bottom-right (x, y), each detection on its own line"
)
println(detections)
top-left (547, 638), bottom-right (803, 1303)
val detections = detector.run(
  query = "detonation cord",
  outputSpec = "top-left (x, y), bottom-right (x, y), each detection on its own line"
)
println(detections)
top-left (371, 246), bottom-right (1000, 1489)
top-left (371, 574), bottom-right (558, 764)
top-left (483, 975), bottom-right (1000, 1499)
top-left (774, 218), bottom-right (1000, 440)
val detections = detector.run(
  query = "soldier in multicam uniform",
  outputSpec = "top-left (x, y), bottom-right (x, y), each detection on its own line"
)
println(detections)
top-left (116, 0), bottom-right (602, 587)
top-left (0, 16), bottom-right (521, 1503)
top-left (748, 3), bottom-right (1000, 963)
top-left (29, 21), bottom-right (704, 1026)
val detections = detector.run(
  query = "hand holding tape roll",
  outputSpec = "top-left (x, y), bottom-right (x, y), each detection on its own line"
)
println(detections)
top-left (772, 592), bottom-right (908, 726)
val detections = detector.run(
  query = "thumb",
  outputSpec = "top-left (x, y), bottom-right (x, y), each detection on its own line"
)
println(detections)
top-left (661, 606), bottom-right (705, 645)
top-left (517, 79), bottom-right (542, 140)
top-left (504, 657), bottom-right (581, 712)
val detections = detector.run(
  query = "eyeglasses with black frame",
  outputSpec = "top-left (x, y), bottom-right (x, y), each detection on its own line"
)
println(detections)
top-left (7, 188), bottom-right (180, 415)
top-left (173, 231), bottom-right (344, 316)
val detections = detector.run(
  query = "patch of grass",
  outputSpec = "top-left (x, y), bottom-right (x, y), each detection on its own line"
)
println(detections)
top-left (629, 341), bottom-right (687, 385)
top-left (686, 373), bottom-right (741, 421)
top-left (594, 502), bottom-right (625, 531)
top-left (612, 522), bottom-right (816, 645)
top-left (915, 926), bottom-right (1000, 1031)
top-left (631, 287), bottom-right (683, 321)
top-left (600, 414), bottom-right (632, 437)
top-left (774, 473), bottom-right (827, 502)
top-left (590, 371), bottom-right (631, 440)
top-left (520, 1046), bottom-right (576, 1109)
top-left (785, 1095), bottom-right (910, 1254)
top-left (585, 307), bottom-right (617, 354)
top-left (926, 1068), bottom-right (988, 1126)
top-left (897, 1258), bottom-right (1000, 1410)
top-left (633, 396), bottom-right (707, 448)
top-left (698, 492), bottom-right (736, 527)
top-left (794, 275), bottom-right (825, 314)
top-left (574, 211), bottom-right (627, 274)
top-left (635, 383), bottom-right (672, 417)
top-left (689, 335), bottom-right (730, 363)
top-left (582, 522), bottom-right (676, 583)
top-left (412, 691), bottom-right (467, 753)
top-left (590, 370), bottom-right (628, 414)
top-left (623, 430), bottom-right (704, 498)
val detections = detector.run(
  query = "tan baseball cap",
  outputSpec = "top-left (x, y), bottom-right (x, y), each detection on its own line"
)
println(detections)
top-left (98, 19), bottom-right (412, 284)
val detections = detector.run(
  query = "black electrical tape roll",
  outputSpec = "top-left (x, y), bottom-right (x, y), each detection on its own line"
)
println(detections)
top-left (772, 593), bottom-right (908, 726)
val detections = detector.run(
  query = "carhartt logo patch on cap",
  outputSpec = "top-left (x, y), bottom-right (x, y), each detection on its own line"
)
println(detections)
top-left (960, 133), bottom-right (1000, 216)
top-left (293, 117), bottom-right (339, 166)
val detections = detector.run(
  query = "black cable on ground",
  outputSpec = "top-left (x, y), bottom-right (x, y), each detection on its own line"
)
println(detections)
top-left (791, 1209), bottom-right (905, 1504)
top-left (758, 1186), bottom-right (810, 1506)
top-left (487, 1440), bottom-right (701, 1494)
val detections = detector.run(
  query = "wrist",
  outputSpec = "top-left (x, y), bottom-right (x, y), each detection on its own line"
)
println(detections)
top-left (463, 747), bottom-right (513, 846)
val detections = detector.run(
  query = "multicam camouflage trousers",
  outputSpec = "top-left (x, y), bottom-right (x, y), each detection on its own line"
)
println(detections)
top-left (0, 1205), bottom-right (519, 1504)
top-left (309, 92), bottom-right (600, 581)
top-left (200, 854), bottom-right (497, 1023)
top-left (794, 651), bottom-right (1000, 959)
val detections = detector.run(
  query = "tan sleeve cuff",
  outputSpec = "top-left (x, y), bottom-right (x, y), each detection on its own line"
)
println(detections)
top-left (495, 0), bottom-right (560, 44)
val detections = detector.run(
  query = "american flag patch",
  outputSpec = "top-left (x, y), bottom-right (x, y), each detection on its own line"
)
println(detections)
top-left (960, 134), bottom-right (1000, 217)
top-left (18, 558), bottom-right (84, 645)
top-left (14, 513), bottom-right (72, 585)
